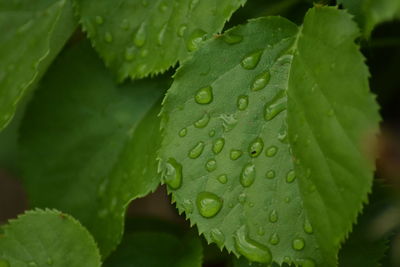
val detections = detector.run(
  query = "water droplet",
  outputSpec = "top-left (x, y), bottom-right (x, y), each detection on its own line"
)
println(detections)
top-left (265, 146), bottom-right (277, 157)
top-left (220, 114), bottom-right (237, 132)
top-left (241, 50), bottom-right (263, 70)
top-left (95, 16), bottom-right (104, 25)
top-left (269, 210), bottom-right (278, 223)
top-left (278, 127), bottom-right (288, 143)
top-left (182, 199), bottom-right (194, 214)
top-left (46, 258), bottom-right (53, 265)
top-left (134, 23), bottom-right (147, 47)
top-left (292, 238), bottom-right (305, 250)
top-left (298, 259), bottom-right (316, 267)
top-left (141, 0), bottom-right (149, 6)
top-left (97, 208), bottom-right (109, 218)
top-left (238, 193), bottom-right (247, 204)
top-left (249, 138), bottom-right (264, 157)
top-left (265, 170), bottom-right (275, 179)
top-left (163, 158), bottom-right (182, 189)
top-left (157, 25), bottom-right (167, 45)
top-left (284, 196), bottom-right (291, 203)
top-left (269, 233), bottom-right (280, 245)
top-left (194, 113), bottom-right (210, 128)
top-left (264, 102), bottom-right (286, 121)
top-left (257, 226), bottom-right (265, 236)
top-left (223, 33), bottom-right (243, 44)
top-left (206, 159), bottom-right (217, 172)
top-left (209, 129), bottom-right (215, 137)
top-left (286, 170), bottom-right (296, 183)
top-left (189, 141), bottom-right (205, 159)
top-left (196, 192), bottom-right (222, 218)
top-left (28, 261), bottom-right (37, 267)
top-left (158, 1), bottom-right (168, 12)
top-left (210, 228), bottom-right (225, 247)
top-left (104, 32), bottom-right (113, 43)
top-left (189, 0), bottom-right (200, 10)
top-left (124, 47), bottom-right (135, 61)
top-left (179, 128), bottom-right (187, 137)
top-left (251, 71), bottom-right (270, 91)
top-left (304, 219), bottom-right (313, 234)
top-left (234, 226), bottom-right (272, 264)
top-left (195, 86), bottom-right (213, 104)
top-left (217, 174), bottom-right (228, 184)
top-left (140, 49), bottom-right (149, 57)
top-left (240, 163), bottom-right (256, 187)
top-left (97, 178), bottom-right (108, 197)
top-left (237, 95), bottom-right (248, 111)
top-left (213, 138), bottom-right (225, 154)
top-left (230, 150), bottom-right (242, 160)
top-left (186, 29), bottom-right (206, 52)
top-left (177, 24), bottom-right (187, 37)
top-left (120, 19), bottom-right (129, 30)
top-left (0, 259), bottom-right (10, 267)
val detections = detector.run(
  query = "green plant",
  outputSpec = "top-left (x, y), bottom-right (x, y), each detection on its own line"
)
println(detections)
top-left (0, 0), bottom-right (399, 266)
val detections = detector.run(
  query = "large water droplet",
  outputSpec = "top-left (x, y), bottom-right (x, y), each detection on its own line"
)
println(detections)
top-left (237, 95), bottom-right (248, 111)
top-left (265, 170), bottom-right (275, 179)
top-left (241, 50), bottom-right (263, 70)
top-left (265, 146), bottom-right (278, 157)
top-left (206, 159), bottom-right (217, 172)
top-left (157, 25), bottom-right (167, 46)
top-left (264, 102), bottom-right (286, 121)
top-left (163, 158), bottom-right (182, 189)
top-left (134, 23), bottom-right (147, 47)
top-left (217, 174), bottom-right (228, 184)
top-left (189, 141), bottom-right (205, 159)
top-left (251, 71), bottom-right (270, 91)
top-left (249, 137), bottom-right (264, 157)
top-left (213, 138), bottom-right (225, 154)
top-left (0, 259), bottom-right (10, 267)
top-left (220, 114), bottom-right (237, 132)
top-left (240, 163), bottom-right (256, 187)
top-left (194, 113), bottom-right (210, 128)
top-left (223, 33), bottom-right (243, 44)
top-left (269, 209), bottom-right (278, 223)
top-left (95, 16), bottom-right (104, 25)
top-left (304, 219), bottom-right (313, 234)
top-left (286, 170), bottom-right (296, 183)
top-left (230, 149), bottom-right (242, 160)
top-left (292, 238), bottom-right (305, 250)
top-left (269, 233), bottom-right (280, 245)
top-left (186, 29), bottom-right (206, 52)
top-left (195, 86), bottom-right (213, 104)
top-left (210, 228), bottom-right (225, 247)
top-left (197, 192), bottom-right (222, 218)
top-left (104, 32), bottom-right (113, 43)
top-left (234, 226), bottom-right (272, 264)
top-left (179, 128), bottom-right (187, 137)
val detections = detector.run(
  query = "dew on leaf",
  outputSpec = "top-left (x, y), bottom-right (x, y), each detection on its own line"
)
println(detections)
top-left (251, 71), bottom-right (270, 91)
top-left (178, 128), bottom-right (187, 137)
top-left (182, 199), bottom-right (194, 214)
top-left (189, 141), bottom-right (205, 159)
top-left (163, 158), bottom-right (182, 189)
top-left (124, 47), bottom-right (134, 61)
top-left (140, 49), bottom-right (149, 57)
top-left (284, 196), bottom-right (291, 203)
top-left (104, 32), bottom-right (113, 43)
top-left (222, 33), bottom-right (243, 44)
top-left (157, 25), bottom-right (167, 46)
top-left (158, 1), bottom-right (168, 12)
top-left (95, 16), bottom-right (104, 25)
top-left (292, 238), bottom-right (305, 250)
top-left (177, 24), bottom-right (187, 37)
top-left (220, 114), bottom-right (237, 132)
top-left (304, 219), bottom-right (313, 234)
top-left (241, 50), bottom-right (263, 70)
top-left (194, 113), bottom-right (210, 128)
top-left (212, 138), bottom-right (225, 154)
top-left (134, 23), bottom-right (147, 47)
top-left (195, 86), bottom-right (213, 104)
top-left (28, 262), bottom-right (37, 267)
top-left (257, 226), bottom-right (265, 236)
top-left (209, 129), bottom-right (215, 137)
top-left (298, 259), bottom-right (316, 267)
top-left (286, 170), bottom-right (296, 183)
top-left (97, 208), bottom-right (109, 218)
top-left (269, 232), bottom-right (280, 245)
top-left (238, 193), bottom-right (247, 204)
top-left (217, 174), bottom-right (228, 184)
top-left (237, 95), bottom-right (248, 111)
top-left (206, 159), bottom-right (217, 172)
top-left (234, 226), bottom-right (272, 264)
top-left (46, 258), bottom-right (53, 265)
top-left (269, 209), bottom-right (278, 223)
top-left (196, 192), bottom-right (222, 218)
top-left (189, 0), bottom-right (200, 10)
top-left (120, 19), bottom-right (129, 30)
top-left (265, 102), bottom-right (286, 121)
top-left (240, 163), bottom-right (256, 187)
top-left (230, 149), bottom-right (242, 160)
top-left (186, 29), bottom-right (206, 52)
top-left (265, 146), bottom-right (278, 157)
top-left (210, 228), bottom-right (225, 247)
top-left (249, 137), bottom-right (264, 158)
top-left (141, 0), bottom-right (149, 6)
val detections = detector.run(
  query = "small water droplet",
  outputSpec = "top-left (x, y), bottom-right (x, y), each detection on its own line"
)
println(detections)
top-left (195, 86), bottom-right (213, 104)
top-left (234, 226), bottom-right (272, 264)
top-left (197, 192), bottom-right (223, 218)
top-left (249, 138), bottom-right (264, 158)
top-left (230, 150), bottom-right (242, 160)
top-left (241, 50), bottom-right (263, 70)
top-left (237, 95), bottom-right (248, 111)
top-left (157, 25), bottom-right (167, 45)
top-left (189, 0), bottom-right (200, 10)
top-left (223, 33), bottom-right (243, 44)
top-left (98, 208), bottom-right (109, 218)
top-left (194, 113), bottom-right (210, 128)
top-left (257, 226), bottom-right (265, 236)
top-left (95, 16), bottom-right (104, 25)
top-left (209, 129), bottom-right (215, 137)
top-left (28, 261), bottom-right (37, 267)
top-left (278, 127), bottom-right (289, 144)
top-left (163, 158), bottom-right (182, 189)
top-left (179, 128), bottom-right (187, 137)
top-left (269, 233), bottom-right (280, 245)
top-left (217, 174), bottom-right (228, 184)
top-left (304, 219), bottom-right (313, 234)
top-left (186, 29), bottom-right (206, 52)
top-left (120, 19), bottom-right (129, 30)
top-left (238, 193), bottom-right (247, 204)
top-left (269, 210), bottom-right (278, 223)
top-left (158, 1), bottom-right (168, 12)
top-left (265, 170), bottom-right (275, 179)
top-left (284, 196), bottom-right (291, 203)
top-left (0, 259), bottom-right (10, 267)
top-left (210, 228), bottom-right (225, 247)
top-left (265, 146), bottom-right (277, 157)
top-left (251, 71), bottom-right (270, 91)
top-left (265, 102), bottom-right (286, 121)
top-left (286, 170), bottom-right (296, 183)
top-left (189, 141), bottom-right (205, 159)
top-left (141, 0), bottom-right (149, 6)
top-left (46, 258), bottom-right (53, 265)
top-left (298, 259), bottom-right (316, 267)
top-left (292, 238), bottom-right (305, 250)
top-left (182, 199), bottom-right (194, 214)
top-left (104, 32), bottom-right (113, 43)
top-left (240, 163), bottom-right (256, 187)
top-left (140, 49), bottom-right (148, 57)
top-left (206, 159), bottom-right (217, 172)
top-left (124, 47), bottom-right (134, 61)
top-left (134, 23), bottom-right (147, 47)
top-left (213, 138), bottom-right (225, 154)
top-left (177, 24), bottom-right (187, 37)
top-left (220, 114), bottom-right (237, 132)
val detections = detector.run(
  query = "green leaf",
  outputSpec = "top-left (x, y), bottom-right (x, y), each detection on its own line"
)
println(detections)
top-left (19, 41), bottom-right (167, 257)
top-left (0, 209), bottom-right (101, 267)
top-left (73, 0), bottom-right (246, 80)
top-left (0, 0), bottom-right (77, 131)
top-left (104, 231), bottom-right (203, 267)
top-left (159, 6), bottom-right (380, 266)
top-left (338, 0), bottom-right (400, 36)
